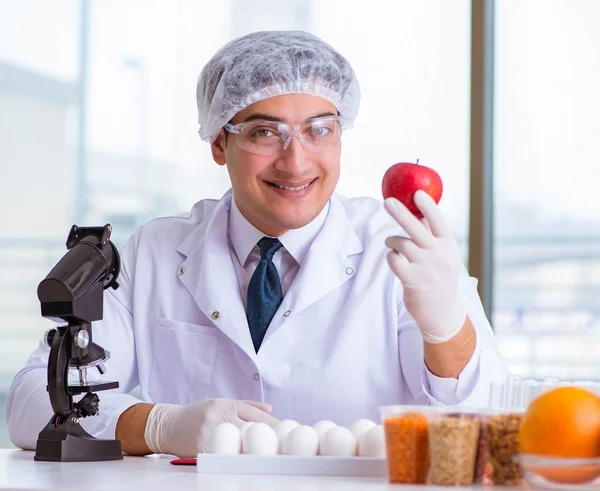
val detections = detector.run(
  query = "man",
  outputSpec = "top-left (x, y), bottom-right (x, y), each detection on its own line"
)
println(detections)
top-left (7, 30), bottom-right (507, 458)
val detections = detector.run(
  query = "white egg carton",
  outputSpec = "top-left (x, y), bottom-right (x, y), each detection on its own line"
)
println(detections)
top-left (195, 453), bottom-right (387, 477)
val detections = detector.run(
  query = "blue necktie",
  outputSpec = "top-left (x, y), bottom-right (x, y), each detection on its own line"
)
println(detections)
top-left (247, 237), bottom-right (283, 352)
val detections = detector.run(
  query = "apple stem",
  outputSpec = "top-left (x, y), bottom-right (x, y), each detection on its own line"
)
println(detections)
top-left (416, 158), bottom-right (420, 165)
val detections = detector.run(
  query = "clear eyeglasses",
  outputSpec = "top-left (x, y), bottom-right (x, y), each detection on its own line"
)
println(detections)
top-left (223, 116), bottom-right (343, 156)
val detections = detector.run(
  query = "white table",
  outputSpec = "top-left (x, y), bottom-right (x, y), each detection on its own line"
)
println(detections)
top-left (0, 449), bottom-right (527, 490)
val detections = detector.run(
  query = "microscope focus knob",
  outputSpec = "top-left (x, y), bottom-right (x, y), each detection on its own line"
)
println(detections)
top-left (44, 329), bottom-right (57, 348)
top-left (74, 330), bottom-right (90, 349)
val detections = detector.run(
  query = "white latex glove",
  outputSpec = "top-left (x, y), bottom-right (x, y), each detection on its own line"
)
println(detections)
top-left (144, 398), bottom-right (278, 457)
top-left (384, 190), bottom-right (466, 344)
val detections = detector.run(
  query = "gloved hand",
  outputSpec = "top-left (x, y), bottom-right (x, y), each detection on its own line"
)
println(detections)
top-left (144, 398), bottom-right (278, 457)
top-left (384, 190), bottom-right (466, 344)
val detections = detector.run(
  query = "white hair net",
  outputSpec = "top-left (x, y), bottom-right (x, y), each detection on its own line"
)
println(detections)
top-left (196, 30), bottom-right (361, 142)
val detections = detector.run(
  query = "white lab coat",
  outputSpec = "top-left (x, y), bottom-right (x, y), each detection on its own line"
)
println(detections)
top-left (6, 191), bottom-right (508, 449)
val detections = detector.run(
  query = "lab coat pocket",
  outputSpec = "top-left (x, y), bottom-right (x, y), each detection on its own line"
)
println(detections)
top-left (148, 316), bottom-right (219, 404)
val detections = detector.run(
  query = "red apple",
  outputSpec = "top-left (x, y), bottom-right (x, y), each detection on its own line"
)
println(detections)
top-left (382, 162), bottom-right (443, 219)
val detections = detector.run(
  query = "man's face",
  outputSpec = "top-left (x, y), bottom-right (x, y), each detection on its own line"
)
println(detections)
top-left (211, 94), bottom-right (341, 237)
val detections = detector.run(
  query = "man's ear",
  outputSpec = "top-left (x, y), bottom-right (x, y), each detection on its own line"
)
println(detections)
top-left (211, 131), bottom-right (227, 166)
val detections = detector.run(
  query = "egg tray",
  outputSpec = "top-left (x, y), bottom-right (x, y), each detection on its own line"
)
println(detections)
top-left (194, 453), bottom-right (387, 477)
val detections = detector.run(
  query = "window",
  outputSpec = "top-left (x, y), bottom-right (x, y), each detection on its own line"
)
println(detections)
top-left (493, 0), bottom-right (600, 378)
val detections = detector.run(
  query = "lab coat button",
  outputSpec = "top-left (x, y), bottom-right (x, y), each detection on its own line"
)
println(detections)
top-left (253, 373), bottom-right (260, 381)
top-left (283, 310), bottom-right (291, 317)
top-left (345, 267), bottom-right (354, 275)
top-left (178, 267), bottom-right (185, 276)
top-left (211, 311), bottom-right (220, 320)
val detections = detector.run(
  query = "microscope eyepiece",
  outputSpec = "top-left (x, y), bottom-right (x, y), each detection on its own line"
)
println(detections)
top-left (37, 224), bottom-right (120, 324)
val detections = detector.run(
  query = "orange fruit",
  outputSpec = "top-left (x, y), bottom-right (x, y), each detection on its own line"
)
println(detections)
top-left (520, 386), bottom-right (600, 484)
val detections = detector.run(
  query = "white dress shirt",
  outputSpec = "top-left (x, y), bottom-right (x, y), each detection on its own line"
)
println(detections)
top-left (228, 197), bottom-right (329, 308)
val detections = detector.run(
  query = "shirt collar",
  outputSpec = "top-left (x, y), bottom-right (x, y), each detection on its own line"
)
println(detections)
top-left (229, 195), bottom-right (330, 267)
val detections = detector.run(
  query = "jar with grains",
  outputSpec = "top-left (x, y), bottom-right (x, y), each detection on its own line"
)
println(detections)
top-left (426, 411), bottom-right (481, 486)
top-left (483, 411), bottom-right (525, 486)
top-left (380, 406), bottom-right (430, 484)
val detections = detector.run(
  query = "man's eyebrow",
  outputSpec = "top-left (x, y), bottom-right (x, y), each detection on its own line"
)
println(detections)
top-left (308, 112), bottom-right (337, 120)
top-left (242, 113), bottom-right (282, 123)
top-left (241, 111), bottom-right (338, 123)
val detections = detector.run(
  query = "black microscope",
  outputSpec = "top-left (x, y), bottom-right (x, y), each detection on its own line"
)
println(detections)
top-left (34, 224), bottom-right (123, 462)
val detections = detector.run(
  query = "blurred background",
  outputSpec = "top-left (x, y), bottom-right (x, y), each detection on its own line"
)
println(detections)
top-left (1, 0), bottom-right (599, 447)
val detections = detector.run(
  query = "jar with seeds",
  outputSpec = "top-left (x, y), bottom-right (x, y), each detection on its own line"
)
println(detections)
top-left (425, 409), bottom-right (482, 486)
top-left (483, 410), bottom-right (525, 486)
top-left (379, 406), bottom-right (431, 484)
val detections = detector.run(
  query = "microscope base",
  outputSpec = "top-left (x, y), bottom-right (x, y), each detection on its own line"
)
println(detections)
top-left (34, 418), bottom-right (123, 462)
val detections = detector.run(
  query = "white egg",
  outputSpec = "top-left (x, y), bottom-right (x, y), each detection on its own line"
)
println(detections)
top-left (358, 425), bottom-right (386, 457)
top-left (239, 421), bottom-right (254, 437)
top-left (206, 422), bottom-right (241, 454)
top-left (275, 419), bottom-right (300, 452)
top-left (312, 420), bottom-right (337, 443)
top-left (350, 418), bottom-right (377, 441)
top-left (320, 426), bottom-right (357, 457)
top-left (242, 422), bottom-right (278, 455)
top-left (282, 425), bottom-right (319, 456)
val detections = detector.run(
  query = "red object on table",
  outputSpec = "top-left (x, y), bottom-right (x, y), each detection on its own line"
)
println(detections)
top-left (170, 458), bottom-right (197, 465)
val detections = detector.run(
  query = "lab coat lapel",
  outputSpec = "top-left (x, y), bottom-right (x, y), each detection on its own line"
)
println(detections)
top-left (270, 194), bottom-right (364, 331)
top-left (175, 194), bottom-right (256, 361)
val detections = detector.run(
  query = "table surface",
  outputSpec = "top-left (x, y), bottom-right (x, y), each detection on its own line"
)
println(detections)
top-left (0, 449), bottom-right (529, 490)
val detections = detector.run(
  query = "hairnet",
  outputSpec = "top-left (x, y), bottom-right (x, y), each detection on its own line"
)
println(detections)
top-left (196, 30), bottom-right (361, 142)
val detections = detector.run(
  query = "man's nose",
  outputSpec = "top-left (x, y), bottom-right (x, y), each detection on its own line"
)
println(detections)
top-left (276, 134), bottom-right (309, 173)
